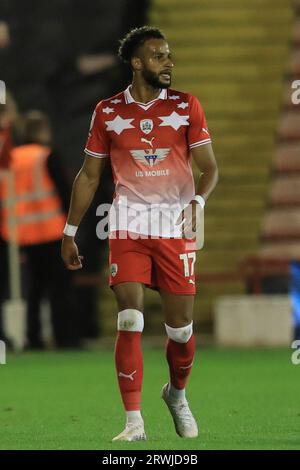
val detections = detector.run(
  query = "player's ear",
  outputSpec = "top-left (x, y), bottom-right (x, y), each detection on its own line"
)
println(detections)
top-left (131, 56), bottom-right (142, 72)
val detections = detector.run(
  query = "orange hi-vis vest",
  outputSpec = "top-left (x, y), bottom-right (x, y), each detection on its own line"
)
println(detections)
top-left (0, 144), bottom-right (66, 245)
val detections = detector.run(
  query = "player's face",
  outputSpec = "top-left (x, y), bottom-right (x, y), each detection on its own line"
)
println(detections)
top-left (139, 39), bottom-right (174, 89)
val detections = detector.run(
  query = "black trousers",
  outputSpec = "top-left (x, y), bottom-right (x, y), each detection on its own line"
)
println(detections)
top-left (24, 240), bottom-right (80, 348)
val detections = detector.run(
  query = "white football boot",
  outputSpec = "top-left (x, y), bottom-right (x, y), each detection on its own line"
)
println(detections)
top-left (112, 421), bottom-right (146, 442)
top-left (161, 383), bottom-right (198, 438)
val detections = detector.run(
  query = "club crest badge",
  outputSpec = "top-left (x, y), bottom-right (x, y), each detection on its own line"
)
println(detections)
top-left (111, 263), bottom-right (118, 277)
top-left (140, 119), bottom-right (153, 135)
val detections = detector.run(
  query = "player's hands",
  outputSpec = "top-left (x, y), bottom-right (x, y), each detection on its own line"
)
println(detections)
top-left (61, 237), bottom-right (84, 270)
top-left (176, 200), bottom-right (202, 238)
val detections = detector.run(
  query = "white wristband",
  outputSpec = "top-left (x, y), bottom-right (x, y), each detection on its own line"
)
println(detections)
top-left (193, 195), bottom-right (206, 210)
top-left (63, 223), bottom-right (78, 237)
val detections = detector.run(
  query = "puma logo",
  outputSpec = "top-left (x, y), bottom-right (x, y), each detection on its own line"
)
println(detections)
top-left (141, 137), bottom-right (155, 148)
top-left (188, 279), bottom-right (195, 285)
top-left (118, 370), bottom-right (137, 381)
top-left (202, 128), bottom-right (209, 135)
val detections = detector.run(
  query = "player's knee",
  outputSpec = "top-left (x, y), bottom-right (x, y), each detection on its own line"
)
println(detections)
top-left (165, 321), bottom-right (193, 343)
top-left (113, 283), bottom-right (144, 313)
top-left (165, 312), bottom-right (192, 329)
top-left (117, 301), bottom-right (144, 313)
top-left (117, 309), bottom-right (144, 332)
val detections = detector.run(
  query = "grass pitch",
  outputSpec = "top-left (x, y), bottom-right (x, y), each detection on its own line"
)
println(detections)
top-left (0, 347), bottom-right (299, 450)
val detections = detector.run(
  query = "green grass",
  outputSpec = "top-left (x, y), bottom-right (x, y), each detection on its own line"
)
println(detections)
top-left (0, 347), bottom-right (299, 450)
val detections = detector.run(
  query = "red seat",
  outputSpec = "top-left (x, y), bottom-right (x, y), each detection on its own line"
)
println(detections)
top-left (240, 248), bottom-right (294, 294)
top-left (269, 175), bottom-right (300, 205)
top-left (289, 49), bottom-right (300, 74)
top-left (278, 112), bottom-right (300, 139)
top-left (258, 241), bottom-right (300, 260)
top-left (293, 19), bottom-right (300, 44)
top-left (261, 208), bottom-right (300, 240)
top-left (274, 143), bottom-right (300, 172)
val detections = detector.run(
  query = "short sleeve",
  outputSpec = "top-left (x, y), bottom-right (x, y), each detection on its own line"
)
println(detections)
top-left (84, 102), bottom-right (110, 158)
top-left (187, 95), bottom-right (212, 150)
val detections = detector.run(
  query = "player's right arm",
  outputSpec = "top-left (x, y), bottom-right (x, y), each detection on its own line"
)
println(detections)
top-left (61, 155), bottom-right (108, 270)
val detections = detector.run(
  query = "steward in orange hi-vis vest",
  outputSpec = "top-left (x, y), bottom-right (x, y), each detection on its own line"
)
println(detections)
top-left (0, 143), bottom-right (66, 245)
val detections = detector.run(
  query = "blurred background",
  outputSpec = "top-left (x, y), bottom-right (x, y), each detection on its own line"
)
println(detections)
top-left (1, 0), bottom-right (300, 351)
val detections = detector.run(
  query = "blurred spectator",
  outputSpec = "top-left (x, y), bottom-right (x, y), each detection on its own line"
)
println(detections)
top-left (0, 0), bottom-right (150, 341)
top-left (0, 21), bottom-right (10, 49)
top-left (0, 98), bottom-right (13, 167)
top-left (0, 92), bottom-right (19, 346)
top-left (1, 110), bottom-right (81, 349)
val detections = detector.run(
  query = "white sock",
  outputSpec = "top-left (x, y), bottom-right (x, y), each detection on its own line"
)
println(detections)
top-left (168, 383), bottom-right (186, 401)
top-left (126, 410), bottom-right (143, 424)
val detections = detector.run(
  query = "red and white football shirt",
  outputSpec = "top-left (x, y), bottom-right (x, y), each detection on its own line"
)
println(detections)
top-left (85, 86), bottom-right (211, 237)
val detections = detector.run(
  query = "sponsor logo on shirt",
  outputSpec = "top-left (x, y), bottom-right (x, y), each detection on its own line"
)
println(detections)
top-left (130, 149), bottom-right (170, 167)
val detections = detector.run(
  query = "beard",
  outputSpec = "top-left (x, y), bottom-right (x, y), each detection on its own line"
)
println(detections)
top-left (141, 68), bottom-right (171, 89)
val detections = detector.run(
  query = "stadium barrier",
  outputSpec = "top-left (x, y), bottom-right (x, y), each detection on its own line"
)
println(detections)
top-left (214, 294), bottom-right (292, 347)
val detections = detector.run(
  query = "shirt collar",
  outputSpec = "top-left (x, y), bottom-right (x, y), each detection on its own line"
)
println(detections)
top-left (124, 85), bottom-right (167, 105)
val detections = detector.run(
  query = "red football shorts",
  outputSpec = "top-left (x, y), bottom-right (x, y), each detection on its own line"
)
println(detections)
top-left (109, 231), bottom-right (196, 295)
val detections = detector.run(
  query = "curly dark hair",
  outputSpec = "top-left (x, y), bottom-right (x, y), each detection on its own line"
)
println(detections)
top-left (118, 26), bottom-right (165, 65)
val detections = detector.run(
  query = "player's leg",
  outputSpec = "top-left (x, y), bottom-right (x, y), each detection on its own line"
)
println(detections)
top-left (109, 233), bottom-right (152, 441)
top-left (153, 237), bottom-right (198, 437)
top-left (112, 281), bottom-right (146, 441)
top-left (24, 245), bottom-right (46, 349)
top-left (155, 238), bottom-right (196, 396)
top-left (160, 291), bottom-right (198, 438)
top-left (161, 291), bottom-right (195, 393)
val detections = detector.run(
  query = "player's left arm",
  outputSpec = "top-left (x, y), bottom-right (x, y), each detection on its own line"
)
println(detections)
top-left (177, 94), bottom-right (219, 233)
top-left (188, 143), bottom-right (218, 232)
top-left (191, 142), bottom-right (219, 202)
top-left (186, 94), bottom-right (219, 202)
top-left (177, 144), bottom-right (218, 233)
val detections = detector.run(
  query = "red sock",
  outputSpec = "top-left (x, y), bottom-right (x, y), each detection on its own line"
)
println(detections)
top-left (114, 331), bottom-right (143, 411)
top-left (166, 335), bottom-right (195, 390)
